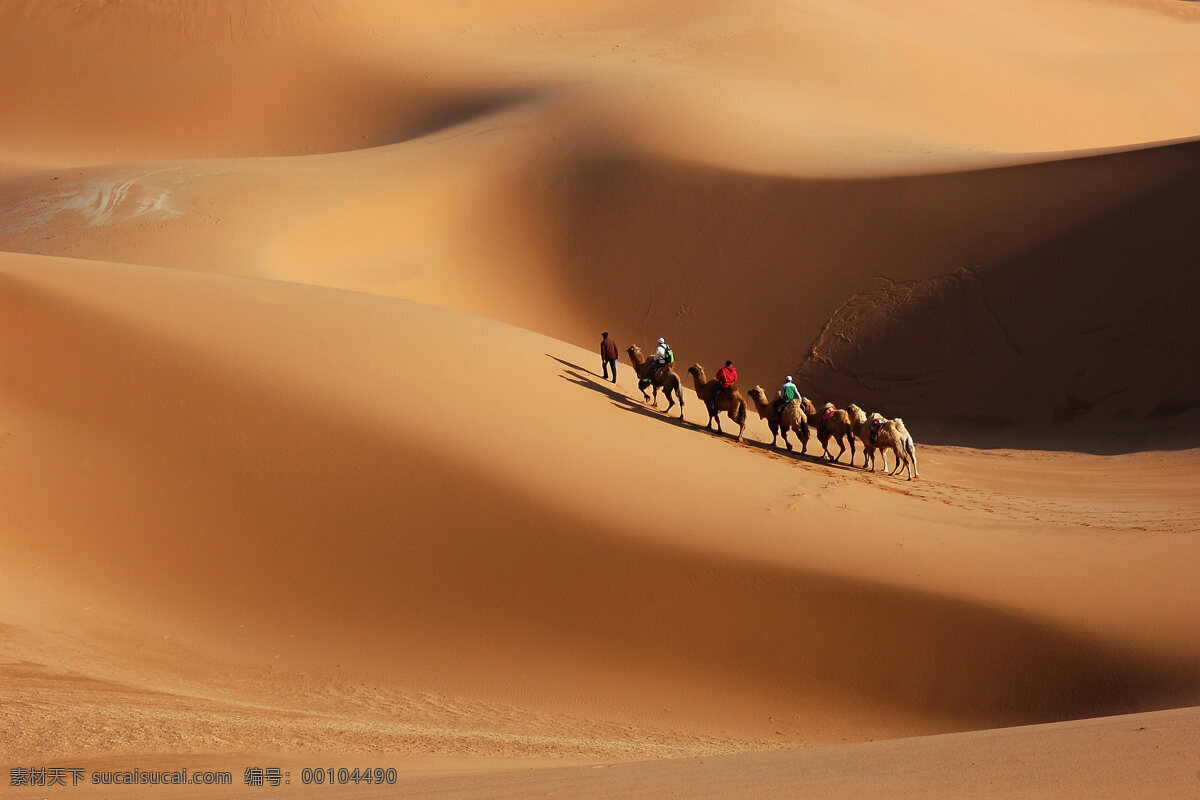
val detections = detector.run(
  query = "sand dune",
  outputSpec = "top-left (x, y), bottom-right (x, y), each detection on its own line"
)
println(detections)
top-left (3, 122), bottom-right (1198, 450)
top-left (3, 252), bottom-right (1199, 751)
top-left (3, 0), bottom-right (1200, 796)
top-left (3, 0), bottom-right (1199, 169)
top-left (386, 706), bottom-right (1200, 800)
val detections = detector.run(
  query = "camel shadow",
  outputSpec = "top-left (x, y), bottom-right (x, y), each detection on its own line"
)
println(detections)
top-left (546, 354), bottom-right (691, 429)
top-left (732, 433), bottom-right (863, 473)
top-left (548, 355), bottom-right (869, 474)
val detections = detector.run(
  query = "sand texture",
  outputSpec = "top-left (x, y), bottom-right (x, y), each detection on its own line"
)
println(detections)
top-left (2, 1), bottom-right (1199, 797)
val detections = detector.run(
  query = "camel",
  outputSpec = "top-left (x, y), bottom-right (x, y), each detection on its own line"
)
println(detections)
top-left (810, 402), bottom-right (855, 463)
top-left (747, 385), bottom-right (810, 454)
top-left (686, 364), bottom-right (747, 442)
top-left (626, 344), bottom-right (685, 417)
top-left (847, 404), bottom-right (917, 479)
top-left (890, 416), bottom-right (919, 480)
top-left (847, 405), bottom-right (872, 467)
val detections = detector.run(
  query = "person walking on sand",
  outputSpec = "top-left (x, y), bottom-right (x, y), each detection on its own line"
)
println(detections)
top-left (713, 360), bottom-right (737, 409)
top-left (600, 331), bottom-right (619, 383)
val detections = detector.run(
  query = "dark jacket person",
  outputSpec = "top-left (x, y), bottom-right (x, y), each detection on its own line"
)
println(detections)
top-left (600, 332), bottom-right (619, 382)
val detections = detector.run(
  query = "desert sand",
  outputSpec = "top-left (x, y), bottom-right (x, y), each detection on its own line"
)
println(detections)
top-left (2, 1), bottom-right (1200, 797)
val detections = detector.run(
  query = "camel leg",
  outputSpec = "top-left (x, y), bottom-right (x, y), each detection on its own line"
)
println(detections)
top-left (638, 379), bottom-right (652, 403)
top-left (651, 384), bottom-right (661, 408)
top-left (904, 437), bottom-right (918, 479)
top-left (832, 434), bottom-right (846, 463)
top-left (780, 425), bottom-right (791, 451)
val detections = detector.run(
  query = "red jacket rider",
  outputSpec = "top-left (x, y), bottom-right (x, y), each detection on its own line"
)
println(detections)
top-left (716, 361), bottom-right (737, 389)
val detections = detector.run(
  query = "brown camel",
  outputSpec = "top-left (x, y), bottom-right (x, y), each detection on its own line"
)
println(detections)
top-left (748, 385), bottom-right (810, 453)
top-left (811, 402), bottom-right (855, 463)
top-left (847, 405), bottom-right (917, 479)
top-left (747, 386), bottom-right (780, 444)
top-left (626, 344), bottom-right (684, 417)
top-left (687, 364), bottom-right (746, 442)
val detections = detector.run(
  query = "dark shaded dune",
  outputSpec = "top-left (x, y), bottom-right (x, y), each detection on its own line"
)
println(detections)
top-left (0, 0), bottom-right (535, 163)
top-left (534, 140), bottom-right (1200, 449)
top-left (3, 264), bottom-right (1198, 735)
top-left (794, 171), bottom-right (1200, 450)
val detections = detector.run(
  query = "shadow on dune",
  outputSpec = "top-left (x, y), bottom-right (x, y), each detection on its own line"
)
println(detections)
top-left (0, 0), bottom-right (544, 161)
top-left (535, 138), bottom-right (1200, 454)
top-left (548, 355), bottom-right (880, 471)
top-left (547, 353), bottom-right (687, 420)
top-left (4, 272), bottom-right (1189, 740)
top-left (793, 163), bottom-right (1200, 454)
top-left (395, 88), bottom-right (539, 144)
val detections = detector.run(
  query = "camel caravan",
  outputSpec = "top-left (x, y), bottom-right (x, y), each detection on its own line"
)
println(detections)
top-left (623, 339), bottom-right (918, 480)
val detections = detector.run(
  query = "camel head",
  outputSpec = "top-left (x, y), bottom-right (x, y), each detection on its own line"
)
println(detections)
top-left (848, 403), bottom-right (866, 424)
top-left (628, 344), bottom-right (642, 357)
top-left (748, 385), bottom-right (768, 404)
top-left (687, 364), bottom-right (704, 379)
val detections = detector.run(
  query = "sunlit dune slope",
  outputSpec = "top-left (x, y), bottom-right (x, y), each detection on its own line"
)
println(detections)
top-left (390, 706), bottom-right (1200, 800)
top-left (0, 0), bottom-right (531, 166)
top-left (2, 252), bottom-right (1199, 751)
top-left (3, 0), bottom-right (1199, 169)
top-left (3, 0), bottom-right (1200, 790)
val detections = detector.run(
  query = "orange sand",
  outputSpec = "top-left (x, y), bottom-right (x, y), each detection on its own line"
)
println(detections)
top-left (2, 1), bottom-right (1199, 797)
